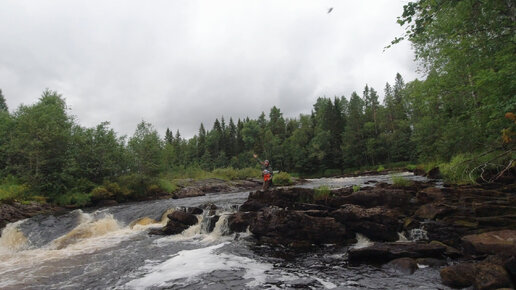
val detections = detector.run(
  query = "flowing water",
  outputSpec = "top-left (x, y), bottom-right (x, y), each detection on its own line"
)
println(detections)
top-left (0, 173), bottom-right (447, 289)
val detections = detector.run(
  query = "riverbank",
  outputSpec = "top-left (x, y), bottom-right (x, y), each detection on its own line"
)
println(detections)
top-left (224, 178), bottom-right (516, 289)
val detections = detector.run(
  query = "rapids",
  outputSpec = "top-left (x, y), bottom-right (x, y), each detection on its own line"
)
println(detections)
top-left (0, 173), bottom-right (448, 289)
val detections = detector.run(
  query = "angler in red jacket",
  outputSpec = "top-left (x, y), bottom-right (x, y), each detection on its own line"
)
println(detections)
top-left (253, 154), bottom-right (273, 191)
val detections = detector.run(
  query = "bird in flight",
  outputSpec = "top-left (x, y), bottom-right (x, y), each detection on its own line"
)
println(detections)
top-left (327, 7), bottom-right (333, 14)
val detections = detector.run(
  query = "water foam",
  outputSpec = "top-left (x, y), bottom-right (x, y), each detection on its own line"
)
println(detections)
top-left (351, 233), bottom-right (374, 249)
top-left (126, 242), bottom-right (272, 288)
top-left (0, 220), bottom-right (28, 253)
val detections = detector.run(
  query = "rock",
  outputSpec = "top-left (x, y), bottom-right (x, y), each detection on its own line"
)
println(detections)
top-left (462, 230), bottom-right (516, 256)
top-left (227, 212), bottom-right (256, 232)
top-left (440, 263), bottom-right (476, 288)
top-left (201, 215), bottom-right (220, 233)
top-left (414, 203), bottom-right (453, 220)
top-left (413, 168), bottom-right (426, 176)
top-left (415, 187), bottom-right (444, 203)
top-left (429, 240), bottom-right (462, 258)
top-left (426, 167), bottom-right (442, 179)
top-left (96, 199), bottom-right (118, 207)
top-left (249, 207), bottom-right (347, 246)
top-left (161, 220), bottom-right (190, 235)
top-left (416, 258), bottom-right (447, 267)
top-left (168, 211), bottom-right (198, 226)
top-left (338, 188), bottom-right (412, 209)
top-left (385, 257), bottom-right (418, 274)
top-left (240, 188), bottom-right (315, 211)
top-left (441, 261), bottom-right (514, 290)
top-left (348, 242), bottom-right (446, 264)
top-left (473, 263), bottom-right (513, 290)
top-left (331, 204), bottom-right (400, 241)
top-left (185, 207), bottom-right (203, 215)
top-left (199, 203), bottom-right (218, 211)
top-left (176, 187), bottom-right (205, 198)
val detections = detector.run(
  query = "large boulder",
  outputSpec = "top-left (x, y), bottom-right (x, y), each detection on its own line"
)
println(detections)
top-left (414, 203), bottom-right (453, 220)
top-left (348, 242), bottom-right (446, 264)
top-left (440, 262), bottom-right (513, 290)
top-left (248, 207), bottom-right (347, 246)
top-left (462, 230), bottom-right (516, 256)
top-left (168, 211), bottom-right (198, 226)
top-left (227, 212), bottom-right (256, 232)
top-left (331, 204), bottom-right (400, 241)
top-left (338, 188), bottom-right (413, 209)
top-left (176, 187), bottom-right (205, 198)
top-left (239, 188), bottom-right (315, 211)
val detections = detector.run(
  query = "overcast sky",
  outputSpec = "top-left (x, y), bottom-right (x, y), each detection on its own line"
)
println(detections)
top-left (0, 0), bottom-right (418, 138)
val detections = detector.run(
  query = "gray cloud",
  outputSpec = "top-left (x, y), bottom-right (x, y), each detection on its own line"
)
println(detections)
top-left (0, 0), bottom-right (418, 138)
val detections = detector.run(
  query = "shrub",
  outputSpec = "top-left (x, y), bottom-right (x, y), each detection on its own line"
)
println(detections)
top-left (117, 174), bottom-right (153, 199)
top-left (54, 192), bottom-right (91, 207)
top-left (272, 172), bottom-right (292, 186)
top-left (0, 176), bottom-right (29, 203)
top-left (352, 185), bottom-right (361, 192)
top-left (391, 175), bottom-right (413, 187)
top-left (377, 165), bottom-right (385, 172)
top-left (213, 167), bottom-right (238, 180)
top-left (158, 178), bottom-right (178, 194)
top-left (90, 186), bottom-right (113, 202)
top-left (314, 185), bottom-right (331, 201)
top-left (406, 164), bottom-right (417, 171)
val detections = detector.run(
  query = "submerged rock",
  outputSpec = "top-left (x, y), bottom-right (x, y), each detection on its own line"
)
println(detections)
top-left (348, 242), bottom-right (446, 264)
top-left (385, 257), bottom-right (418, 274)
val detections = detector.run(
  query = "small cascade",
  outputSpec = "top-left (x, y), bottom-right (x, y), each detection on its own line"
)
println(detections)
top-left (0, 220), bottom-right (28, 253)
top-left (409, 227), bottom-right (429, 241)
top-left (397, 232), bottom-right (409, 242)
top-left (50, 212), bottom-right (120, 250)
top-left (130, 217), bottom-right (159, 229)
top-left (200, 213), bottom-right (220, 234)
top-left (159, 208), bottom-right (176, 225)
top-left (351, 233), bottom-right (373, 249)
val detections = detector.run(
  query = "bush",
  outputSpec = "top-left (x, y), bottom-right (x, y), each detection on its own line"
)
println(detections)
top-left (54, 192), bottom-right (91, 207)
top-left (0, 176), bottom-right (30, 203)
top-left (406, 164), bottom-right (417, 171)
top-left (90, 186), bottom-right (113, 202)
top-left (391, 175), bottom-right (413, 187)
top-left (117, 174), bottom-right (153, 199)
top-left (352, 184), bottom-right (361, 192)
top-left (377, 165), bottom-right (385, 172)
top-left (314, 185), bottom-right (331, 201)
top-left (272, 172), bottom-right (292, 186)
top-left (158, 178), bottom-right (178, 194)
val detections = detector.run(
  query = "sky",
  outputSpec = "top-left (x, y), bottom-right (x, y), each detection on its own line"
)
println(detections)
top-left (0, 0), bottom-right (418, 138)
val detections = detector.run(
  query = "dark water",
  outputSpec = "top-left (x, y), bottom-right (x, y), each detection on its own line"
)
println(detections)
top-left (0, 173), bottom-right (449, 289)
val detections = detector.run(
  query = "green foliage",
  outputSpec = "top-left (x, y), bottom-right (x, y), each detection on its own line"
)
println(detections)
top-left (352, 185), bottom-right (361, 192)
top-left (314, 185), bottom-right (332, 201)
top-left (272, 171), bottom-right (292, 186)
top-left (158, 178), bottom-right (178, 194)
top-left (90, 186), bottom-right (113, 202)
top-left (323, 169), bottom-right (341, 177)
top-left (0, 177), bottom-right (29, 203)
top-left (406, 164), bottom-right (417, 171)
top-left (54, 192), bottom-right (91, 207)
top-left (377, 165), bottom-right (385, 172)
top-left (391, 175), bottom-right (413, 187)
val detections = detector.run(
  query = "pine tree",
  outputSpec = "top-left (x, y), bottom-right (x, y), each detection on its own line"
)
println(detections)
top-left (0, 89), bottom-right (8, 112)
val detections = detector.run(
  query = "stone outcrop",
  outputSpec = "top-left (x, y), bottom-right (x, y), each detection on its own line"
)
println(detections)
top-left (348, 242), bottom-right (446, 264)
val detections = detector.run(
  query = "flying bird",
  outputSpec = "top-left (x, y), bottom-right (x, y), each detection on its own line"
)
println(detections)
top-left (327, 7), bottom-right (333, 14)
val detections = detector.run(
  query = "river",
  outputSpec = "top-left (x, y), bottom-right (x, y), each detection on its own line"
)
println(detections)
top-left (0, 173), bottom-right (448, 289)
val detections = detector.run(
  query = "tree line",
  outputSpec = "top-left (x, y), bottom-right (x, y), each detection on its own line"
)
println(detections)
top-left (0, 0), bottom-right (513, 204)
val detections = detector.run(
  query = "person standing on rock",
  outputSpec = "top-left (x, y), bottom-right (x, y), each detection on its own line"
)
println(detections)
top-left (253, 154), bottom-right (273, 191)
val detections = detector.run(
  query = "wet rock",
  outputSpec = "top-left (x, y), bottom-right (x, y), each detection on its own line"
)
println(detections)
top-left (185, 207), bottom-right (203, 215)
top-left (176, 187), bottom-right (205, 198)
top-left (426, 167), bottom-right (442, 179)
top-left (440, 263), bottom-right (476, 288)
top-left (338, 188), bottom-right (412, 209)
top-left (96, 199), bottom-right (118, 207)
top-left (429, 240), bottom-right (462, 258)
top-left (168, 211), bottom-right (198, 226)
top-left (199, 203), bottom-right (218, 211)
top-left (227, 212), bottom-right (256, 232)
top-left (348, 242), bottom-right (446, 264)
top-left (201, 215), bottom-right (220, 233)
top-left (462, 230), bottom-right (516, 256)
top-left (385, 257), bottom-right (418, 274)
top-left (331, 204), bottom-right (400, 241)
top-left (161, 220), bottom-right (190, 235)
top-left (0, 202), bottom-right (64, 232)
top-left (414, 203), bottom-right (453, 220)
top-left (239, 188), bottom-right (315, 211)
top-left (413, 168), bottom-right (426, 176)
top-left (416, 258), bottom-right (447, 267)
top-left (249, 207), bottom-right (347, 246)
top-left (415, 187), bottom-right (445, 203)
top-left (441, 261), bottom-right (514, 290)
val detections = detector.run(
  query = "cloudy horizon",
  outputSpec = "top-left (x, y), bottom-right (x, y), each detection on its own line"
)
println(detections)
top-left (0, 0), bottom-right (418, 138)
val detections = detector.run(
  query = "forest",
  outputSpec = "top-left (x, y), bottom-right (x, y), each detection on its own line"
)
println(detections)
top-left (0, 0), bottom-right (514, 206)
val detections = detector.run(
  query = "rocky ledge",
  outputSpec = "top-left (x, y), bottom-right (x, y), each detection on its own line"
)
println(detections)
top-left (226, 178), bottom-right (516, 289)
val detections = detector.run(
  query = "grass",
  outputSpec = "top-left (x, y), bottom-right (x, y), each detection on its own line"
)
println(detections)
top-left (352, 184), bottom-right (361, 192)
top-left (391, 175), bottom-right (413, 187)
top-left (314, 185), bottom-right (332, 201)
top-left (377, 165), bottom-right (385, 172)
top-left (273, 172), bottom-right (293, 186)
